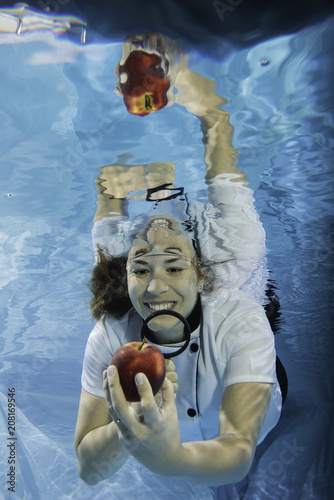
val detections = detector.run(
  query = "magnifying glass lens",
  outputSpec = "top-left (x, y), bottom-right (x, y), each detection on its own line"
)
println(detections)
top-left (141, 310), bottom-right (191, 359)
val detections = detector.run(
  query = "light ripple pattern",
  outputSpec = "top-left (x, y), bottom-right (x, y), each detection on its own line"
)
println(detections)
top-left (0, 16), bottom-right (333, 500)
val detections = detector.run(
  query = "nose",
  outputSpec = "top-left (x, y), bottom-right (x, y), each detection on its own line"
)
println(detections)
top-left (147, 276), bottom-right (169, 296)
top-left (146, 226), bottom-right (170, 243)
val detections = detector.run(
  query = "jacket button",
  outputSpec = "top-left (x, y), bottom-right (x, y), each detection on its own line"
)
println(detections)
top-left (187, 408), bottom-right (197, 417)
top-left (190, 343), bottom-right (199, 352)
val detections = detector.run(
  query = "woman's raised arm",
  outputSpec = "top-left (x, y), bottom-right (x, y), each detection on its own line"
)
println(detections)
top-left (175, 68), bottom-right (246, 183)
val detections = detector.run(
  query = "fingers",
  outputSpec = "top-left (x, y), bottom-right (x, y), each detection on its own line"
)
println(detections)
top-left (105, 366), bottom-right (129, 420)
top-left (165, 359), bottom-right (176, 372)
top-left (105, 366), bottom-right (139, 443)
top-left (146, 163), bottom-right (175, 188)
top-left (103, 369), bottom-right (114, 417)
top-left (166, 374), bottom-right (178, 393)
top-left (165, 359), bottom-right (178, 393)
top-left (159, 377), bottom-right (176, 410)
top-left (134, 373), bottom-right (162, 424)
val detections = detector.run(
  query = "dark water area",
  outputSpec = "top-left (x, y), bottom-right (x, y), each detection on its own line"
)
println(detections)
top-left (2, 0), bottom-right (333, 56)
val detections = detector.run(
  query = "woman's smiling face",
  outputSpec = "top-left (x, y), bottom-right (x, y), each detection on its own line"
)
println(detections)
top-left (127, 216), bottom-right (202, 342)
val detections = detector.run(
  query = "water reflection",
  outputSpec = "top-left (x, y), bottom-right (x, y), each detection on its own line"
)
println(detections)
top-left (0, 3), bottom-right (86, 42)
top-left (114, 33), bottom-right (184, 116)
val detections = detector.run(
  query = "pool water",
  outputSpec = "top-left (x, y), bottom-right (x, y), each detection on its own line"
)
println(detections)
top-left (0, 14), bottom-right (333, 500)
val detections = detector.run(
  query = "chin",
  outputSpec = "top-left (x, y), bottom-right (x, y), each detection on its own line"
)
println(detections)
top-left (145, 315), bottom-right (180, 331)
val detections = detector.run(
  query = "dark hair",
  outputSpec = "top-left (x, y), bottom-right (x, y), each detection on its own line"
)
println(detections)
top-left (89, 249), bottom-right (132, 320)
top-left (89, 248), bottom-right (214, 320)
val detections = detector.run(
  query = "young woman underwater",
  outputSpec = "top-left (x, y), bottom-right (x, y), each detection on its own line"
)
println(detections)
top-left (74, 34), bottom-right (285, 489)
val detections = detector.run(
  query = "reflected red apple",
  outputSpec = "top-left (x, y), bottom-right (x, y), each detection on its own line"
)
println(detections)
top-left (119, 50), bottom-right (170, 116)
top-left (110, 341), bottom-right (166, 402)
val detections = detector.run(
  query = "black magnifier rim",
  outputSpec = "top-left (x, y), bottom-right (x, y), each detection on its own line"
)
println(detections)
top-left (141, 310), bottom-right (191, 359)
top-left (146, 183), bottom-right (184, 202)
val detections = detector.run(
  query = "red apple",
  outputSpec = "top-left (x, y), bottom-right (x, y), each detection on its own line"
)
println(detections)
top-left (110, 341), bottom-right (166, 402)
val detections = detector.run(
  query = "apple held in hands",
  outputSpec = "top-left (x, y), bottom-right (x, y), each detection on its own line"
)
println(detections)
top-left (110, 341), bottom-right (166, 402)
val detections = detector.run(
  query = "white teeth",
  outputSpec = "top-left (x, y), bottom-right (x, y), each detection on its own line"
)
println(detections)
top-left (147, 302), bottom-right (174, 311)
top-left (151, 218), bottom-right (169, 228)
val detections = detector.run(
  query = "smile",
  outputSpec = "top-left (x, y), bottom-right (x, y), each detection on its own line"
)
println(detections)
top-left (148, 218), bottom-right (173, 230)
top-left (145, 302), bottom-right (176, 312)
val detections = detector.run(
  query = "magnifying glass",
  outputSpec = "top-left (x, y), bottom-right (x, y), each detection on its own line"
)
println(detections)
top-left (141, 310), bottom-right (191, 359)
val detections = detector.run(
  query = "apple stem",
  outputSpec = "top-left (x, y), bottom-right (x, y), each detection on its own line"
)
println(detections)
top-left (140, 339), bottom-right (146, 350)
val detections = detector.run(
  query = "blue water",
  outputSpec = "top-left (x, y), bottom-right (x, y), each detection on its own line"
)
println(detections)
top-left (0, 16), bottom-right (333, 500)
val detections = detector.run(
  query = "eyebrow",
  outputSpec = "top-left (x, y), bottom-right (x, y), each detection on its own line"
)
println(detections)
top-left (133, 248), bottom-right (150, 257)
top-left (132, 247), bottom-right (183, 258)
top-left (131, 257), bottom-right (188, 266)
top-left (166, 247), bottom-right (183, 253)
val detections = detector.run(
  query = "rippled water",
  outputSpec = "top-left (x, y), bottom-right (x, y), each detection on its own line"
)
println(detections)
top-left (0, 14), bottom-right (333, 500)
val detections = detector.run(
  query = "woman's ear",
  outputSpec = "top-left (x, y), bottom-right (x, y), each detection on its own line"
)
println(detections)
top-left (198, 277), bottom-right (205, 293)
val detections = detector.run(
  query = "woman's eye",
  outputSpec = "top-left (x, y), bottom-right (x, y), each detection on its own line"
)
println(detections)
top-left (132, 269), bottom-right (149, 276)
top-left (167, 268), bottom-right (183, 274)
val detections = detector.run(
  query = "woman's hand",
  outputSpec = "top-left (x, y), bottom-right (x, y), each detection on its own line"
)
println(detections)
top-left (145, 358), bottom-right (178, 408)
top-left (97, 163), bottom-right (175, 200)
top-left (175, 68), bottom-right (226, 117)
top-left (105, 365), bottom-right (184, 476)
